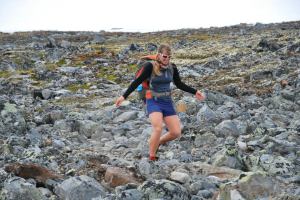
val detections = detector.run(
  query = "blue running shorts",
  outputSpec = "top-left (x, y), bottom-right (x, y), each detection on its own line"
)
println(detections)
top-left (146, 97), bottom-right (177, 117)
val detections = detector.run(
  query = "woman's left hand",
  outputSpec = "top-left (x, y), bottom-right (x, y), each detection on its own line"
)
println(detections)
top-left (195, 90), bottom-right (206, 101)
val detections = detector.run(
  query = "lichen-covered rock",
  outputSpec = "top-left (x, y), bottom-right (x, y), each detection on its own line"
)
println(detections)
top-left (259, 154), bottom-right (295, 176)
top-left (138, 179), bottom-right (189, 200)
top-left (219, 171), bottom-right (280, 200)
top-left (1, 177), bottom-right (44, 200)
top-left (0, 103), bottom-right (26, 135)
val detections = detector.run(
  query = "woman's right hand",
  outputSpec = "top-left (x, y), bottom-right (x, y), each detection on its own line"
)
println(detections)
top-left (195, 90), bottom-right (206, 101)
top-left (115, 96), bottom-right (125, 107)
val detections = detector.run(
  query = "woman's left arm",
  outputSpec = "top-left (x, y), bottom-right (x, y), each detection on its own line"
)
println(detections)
top-left (173, 66), bottom-right (205, 100)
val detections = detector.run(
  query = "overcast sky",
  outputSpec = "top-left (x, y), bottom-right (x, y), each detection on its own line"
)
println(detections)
top-left (0, 0), bottom-right (299, 33)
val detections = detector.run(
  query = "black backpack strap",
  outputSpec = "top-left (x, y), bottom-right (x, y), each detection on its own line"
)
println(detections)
top-left (149, 61), bottom-right (156, 90)
top-left (168, 63), bottom-right (175, 82)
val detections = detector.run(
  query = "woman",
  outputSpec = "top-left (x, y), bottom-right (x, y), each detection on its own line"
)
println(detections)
top-left (115, 44), bottom-right (205, 161)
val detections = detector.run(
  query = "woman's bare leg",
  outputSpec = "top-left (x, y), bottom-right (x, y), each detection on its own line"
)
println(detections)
top-left (159, 115), bottom-right (181, 144)
top-left (149, 112), bottom-right (163, 158)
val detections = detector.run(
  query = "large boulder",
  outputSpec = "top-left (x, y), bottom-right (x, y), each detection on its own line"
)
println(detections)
top-left (1, 177), bottom-right (43, 200)
top-left (138, 179), bottom-right (189, 200)
top-left (54, 175), bottom-right (106, 200)
top-left (219, 171), bottom-right (280, 199)
top-left (0, 103), bottom-right (26, 135)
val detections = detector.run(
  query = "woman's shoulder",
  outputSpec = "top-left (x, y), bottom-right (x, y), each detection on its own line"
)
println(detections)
top-left (141, 62), bottom-right (154, 74)
top-left (143, 61), bottom-right (154, 69)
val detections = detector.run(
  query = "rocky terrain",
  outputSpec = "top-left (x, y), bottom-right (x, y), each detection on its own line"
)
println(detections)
top-left (0, 21), bottom-right (299, 200)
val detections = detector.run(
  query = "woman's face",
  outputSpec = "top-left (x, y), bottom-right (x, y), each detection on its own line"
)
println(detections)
top-left (159, 50), bottom-right (171, 66)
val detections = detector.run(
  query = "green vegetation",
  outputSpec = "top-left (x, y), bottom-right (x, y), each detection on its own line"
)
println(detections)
top-left (126, 64), bottom-right (138, 73)
top-left (56, 58), bottom-right (66, 66)
top-left (66, 83), bottom-right (91, 92)
top-left (0, 71), bottom-right (12, 78)
top-left (175, 51), bottom-right (219, 60)
top-left (95, 65), bottom-right (118, 82)
top-left (45, 63), bottom-right (58, 71)
top-left (52, 94), bottom-right (96, 106)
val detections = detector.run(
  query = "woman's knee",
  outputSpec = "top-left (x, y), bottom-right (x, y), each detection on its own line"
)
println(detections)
top-left (152, 126), bottom-right (163, 134)
top-left (170, 130), bottom-right (181, 138)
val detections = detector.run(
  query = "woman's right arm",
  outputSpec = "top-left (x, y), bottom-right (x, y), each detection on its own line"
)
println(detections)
top-left (122, 62), bottom-right (153, 99)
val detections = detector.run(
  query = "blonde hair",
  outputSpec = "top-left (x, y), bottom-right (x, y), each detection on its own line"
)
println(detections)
top-left (153, 44), bottom-right (171, 76)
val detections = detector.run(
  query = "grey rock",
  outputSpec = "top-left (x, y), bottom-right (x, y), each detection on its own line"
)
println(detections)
top-left (116, 188), bottom-right (143, 200)
top-left (212, 148), bottom-right (245, 170)
top-left (205, 90), bottom-right (236, 105)
top-left (189, 180), bottom-right (217, 195)
top-left (26, 128), bottom-right (43, 146)
top-left (268, 96), bottom-right (299, 111)
top-left (250, 69), bottom-right (274, 81)
top-left (238, 171), bottom-right (280, 199)
top-left (52, 139), bottom-right (65, 149)
top-left (53, 89), bottom-right (71, 97)
top-left (232, 119), bottom-right (249, 135)
top-left (38, 187), bottom-right (53, 198)
top-left (2, 177), bottom-right (44, 200)
top-left (215, 101), bottom-right (243, 120)
top-left (54, 175), bottom-right (106, 200)
top-left (74, 120), bottom-right (99, 138)
top-left (191, 195), bottom-right (205, 200)
top-left (196, 190), bottom-right (213, 199)
top-left (196, 104), bottom-right (219, 126)
top-left (59, 40), bottom-right (72, 48)
top-left (138, 179), bottom-right (189, 200)
top-left (58, 66), bottom-right (80, 74)
top-left (147, 43), bottom-right (157, 51)
top-left (0, 103), bottom-right (26, 135)
top-left (42, 110), bottom-right (65, 124)
top-left (113, 111), bottom-right (138, 123)
top-left (129, 43), bottom-right (143, 51)
top-left (194, 132), bottom-right (217, 147)
top-left (170, 171), bottom-right (191, 184)
top-left (281, 87), bottom-right (296, 101)
top-left (259, 154), bottom-right (295, 176)
top-left (258, 38), bottom-right (282, 51)
top-left (0, 168), bottom-right (8, 189)
top-left (219, 171), bottom-right (280, 200)
top-left (53, 119), bottom-right (72, 132)
top-left (41, 89), bottom-right (53, 100)
top-left (214, 120), bottom-right (240, 137)
top-left (137, 158), bottom-right (159, 178)
top-left (224, 84), bottom-right (240, 97)
top-left (241, 95), bottom-right (263, 109)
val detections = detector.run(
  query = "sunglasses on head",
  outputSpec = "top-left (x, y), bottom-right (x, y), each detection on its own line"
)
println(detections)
top-left (160, 53), bottom-right (171, 59)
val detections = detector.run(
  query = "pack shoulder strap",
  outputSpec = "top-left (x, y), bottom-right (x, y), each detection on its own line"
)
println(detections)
top-left (169, 63), bottom-right (175, 78)
top-left (148, 61), bottom-right (156, 90)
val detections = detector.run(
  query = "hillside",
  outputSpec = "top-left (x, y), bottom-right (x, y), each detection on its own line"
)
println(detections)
top-left (0, 21), bottom-right (299, 199)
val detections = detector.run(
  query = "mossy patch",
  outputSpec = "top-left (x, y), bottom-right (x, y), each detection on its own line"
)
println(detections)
top-left (45, 63), bottom-right (59, 71)
top-left (52, 94), bottom-right (96, 107)
top-left (95, 66), bottom-right (119, 82)
top-left (66, 83), bottom-right (91, 92)
top-left (56, 59), bottom-right (66, 66)
top-left (16, 69), bottom-right (35, 76)
top-left (0, 71), bottom-right (13, 78)
top-left (125, 64), bottom-right (138, 73)
top-left (175, 51), bottom-right (219, 60)
top-left (0, 69), bottom-right (36, 78)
